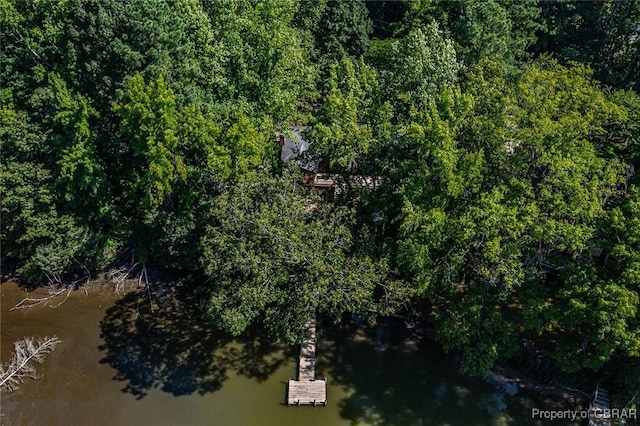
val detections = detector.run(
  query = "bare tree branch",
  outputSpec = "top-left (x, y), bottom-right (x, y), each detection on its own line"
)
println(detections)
top-left (10, 287), bottom-right (68, 311)
top-left (107, 262), bottom-right (140, 294)
top-left (0, 337), bottom-right (61, 392)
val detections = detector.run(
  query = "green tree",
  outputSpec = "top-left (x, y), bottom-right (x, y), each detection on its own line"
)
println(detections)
top-left (114, 0), bottom-right (224, 109)
top-left (605, 89), bottom-right (640, 174)
top-left (113, 73), bottom-right (235, 264)
top-left (0, 112), bottom-right (102, 284)
top-left (114, 74), bottom-right (187, 209)
top-left (1, 89), bottom-right (117, 283)
top-left (202, 0), bottom-right (316, 120)
top-left (396, 62), bottom-right (632, 374)
top-left (364, 20), bottom-right (461, 117)
top-left (294, 0), bottom-right (372, 70)
top-left (396, 86), bottom-right (509, 373)
top-left (457, 1), bottom-right (512, 64)
top-left (1, 100), bottom-right (54, 260)
top-left (201, 167), bottom-right (386, 342)
top-left (309, 57), bottom-right (392, 171)
top-left (222, 113), bottom-right (272, 178)
top-left (386, 22), bottom-right (461, 113)
top-left (49, 73), bottom-right (108, 220)
top-left (0, 0), bottom-right (70, 107)
top-left (521, 186), bottom-right (640, 372)
top-left (401, 0), bottom-right (543, 66)
top-left (535, 1), bottom-right (640, 91)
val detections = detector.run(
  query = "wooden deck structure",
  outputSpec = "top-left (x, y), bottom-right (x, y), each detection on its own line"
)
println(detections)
top-left (286, 319), bottom-right (327, 406)
top-left (589, 386), bottom-right (611, 426)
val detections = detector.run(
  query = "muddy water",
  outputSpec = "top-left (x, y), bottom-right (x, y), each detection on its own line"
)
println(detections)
top-left (1, 281), bottom-right (580, 426)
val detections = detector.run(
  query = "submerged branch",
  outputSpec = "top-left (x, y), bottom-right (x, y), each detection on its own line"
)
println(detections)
top-left (10, 274), bottom-right (90, 311)
top-left (10, 287), bottom-right (69, 311)
top-left (0, 337), bottom-right (62, 392)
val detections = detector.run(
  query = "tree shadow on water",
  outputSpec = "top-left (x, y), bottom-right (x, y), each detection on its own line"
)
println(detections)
top-left (318, 322), bottom-right (556, 426)
top-left (99, 287), bottom-right (294, 399)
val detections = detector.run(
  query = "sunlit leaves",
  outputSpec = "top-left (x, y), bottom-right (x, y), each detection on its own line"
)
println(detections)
top-left (396, 60), bottom-right (637, 374)
top-left (222, 113), bottom-right (269, 177)
top-left (388, 22), bottom-right (460, 112)
top-left (48, 73), bottom-right (107, 214)
top-left (115, 73), bottom-right (236, 208)
top-left (310, 57), bottom-right (388, 170)
top-left (203, 0), bottom-right (316, 121)
top-left (114, 74), bottom-right (185, 207)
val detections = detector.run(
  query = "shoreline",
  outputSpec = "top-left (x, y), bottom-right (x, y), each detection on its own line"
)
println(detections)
top-left (2, 276), bottom-right (593, 413)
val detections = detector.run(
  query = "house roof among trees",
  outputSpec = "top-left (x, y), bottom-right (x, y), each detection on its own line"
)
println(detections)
top-left (280, 126), bottom-right (318, 172)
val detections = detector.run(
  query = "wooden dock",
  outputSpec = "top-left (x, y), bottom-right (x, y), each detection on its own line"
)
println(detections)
top-left (287, 319), bottom-right (327, 406)
top-left (589, 386), bottom-right (611, 426)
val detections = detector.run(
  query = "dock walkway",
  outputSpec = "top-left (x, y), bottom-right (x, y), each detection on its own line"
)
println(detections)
top-left (589, 387), bottom-right (611, 426)
top-left (286, 319), bottom-right (327, 406)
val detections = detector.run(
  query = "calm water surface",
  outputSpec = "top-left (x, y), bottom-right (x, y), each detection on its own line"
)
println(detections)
top-left (1, 281), bottom-right (580, 425)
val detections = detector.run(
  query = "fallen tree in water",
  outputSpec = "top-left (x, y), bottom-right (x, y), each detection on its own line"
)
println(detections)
top-left (0, 337), bottom-right (61, 392)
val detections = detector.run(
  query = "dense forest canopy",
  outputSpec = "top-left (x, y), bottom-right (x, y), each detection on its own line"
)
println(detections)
top-left (2, 0), bottom-right (639, 400)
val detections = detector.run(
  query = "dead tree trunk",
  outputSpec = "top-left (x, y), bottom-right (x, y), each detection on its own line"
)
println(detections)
top-left (0, 336), bottom-right (61, 392)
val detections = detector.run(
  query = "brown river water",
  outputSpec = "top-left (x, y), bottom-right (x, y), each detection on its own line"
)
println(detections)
top-left (1, 280), bottom-right (582, 425)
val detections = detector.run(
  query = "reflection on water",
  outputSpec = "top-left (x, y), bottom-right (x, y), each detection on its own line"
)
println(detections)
top-left (1, 281), bottom-right (581, 425)
top-left (318, 323), bottom-right (519, 426)
top-left (99, 288), bottom-right (294, 399)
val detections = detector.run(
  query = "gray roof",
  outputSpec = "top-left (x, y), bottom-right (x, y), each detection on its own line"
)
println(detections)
top-left (280, 126), bottom-right (318, 172)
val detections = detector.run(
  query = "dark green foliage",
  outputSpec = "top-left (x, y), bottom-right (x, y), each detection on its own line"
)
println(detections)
top-left (200, 168), bottom-right (386, 342)
top-left (394, 62), bottom-right (638, 374)
top-left (457, 1), bottom-right (513, 63)
top-left (365, 0), bottom-right (409, 39)
top-left (1, 0), bottom-right (638, 389)
top-left (294, 0), bottom-right (372, 71)
top-left (1, 105), bottom-right (55, 260)
top-left (0, 0), bottom-right (70, 106)
top-left (400, 0), bottom-right (544, 67)
top-left (605, 90), bottom-right (640, 172)
top-left (534, 0), bottom-right (640, 91)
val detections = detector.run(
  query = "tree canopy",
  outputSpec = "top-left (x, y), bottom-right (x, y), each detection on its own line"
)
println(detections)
top-left (1, 0), bottom-right (639, 402)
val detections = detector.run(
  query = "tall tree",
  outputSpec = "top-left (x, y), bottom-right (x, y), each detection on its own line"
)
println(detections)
top-left (535, 0), bottom-right (640, 91)
top-left (113, 73), bottom-right (238, 263)
top-left (49, 73), bottom-right (108, 220)
top-left (1, 98), bottom-right (55, 262)
top-left (0, 90), bottom-right (110, 283)
top-left (294, 0), bottom-right (372, 70)
top-left (114, 74), bottom-right (188, 210)
top-left (401, 0), bottom-right (544, 66)
top-left (397, 61), bottom-right (633, 374)
top-left (387, 21), bottom-right (461, 113)
top-left (202, 0), bottom-right (317, 121)
top-left (0, 0), bottom-right (70, 108)
top-left (309, 57), bottom-right (392, 171)
top-left (201, 167), bottom-right (387, 342)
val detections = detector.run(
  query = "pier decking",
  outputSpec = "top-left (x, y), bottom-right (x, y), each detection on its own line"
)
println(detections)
top-left (286, 319), bottom-right (327, 406)
top-left (589, 387), bottom-right (611, 426)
